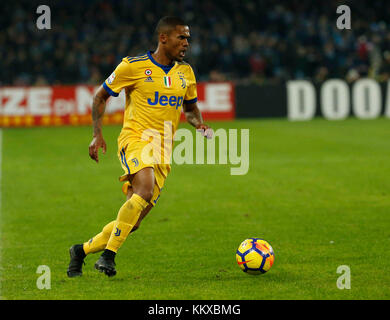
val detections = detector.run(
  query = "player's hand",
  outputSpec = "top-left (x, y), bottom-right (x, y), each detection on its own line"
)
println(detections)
top-left (89, 134), bottom-right (107, 163)
top-left (196, 124), bottom-right (213, 139)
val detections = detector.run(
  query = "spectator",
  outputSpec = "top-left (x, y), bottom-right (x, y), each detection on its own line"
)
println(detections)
top-left (1, 0), bottom-right (389, 85)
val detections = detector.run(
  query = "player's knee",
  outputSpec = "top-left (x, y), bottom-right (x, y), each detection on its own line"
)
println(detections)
top-left (139, 189), bottom-right (154, 202)
top-left (134, 185), bottom-right (154, 202)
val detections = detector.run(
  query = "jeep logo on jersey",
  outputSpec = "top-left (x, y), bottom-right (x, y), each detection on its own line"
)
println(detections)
top-left (147, 91), bottom-right (183, 109)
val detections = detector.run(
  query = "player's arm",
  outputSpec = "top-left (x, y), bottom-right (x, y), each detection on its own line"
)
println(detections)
top-left (89, 58), bottom-right (131, 162)
top-left (183, 102), bottom-right (213, 139)
top-left (89, 85), bottom-right (110, 163)
top-left (183, 66), bottom-right (212, 138)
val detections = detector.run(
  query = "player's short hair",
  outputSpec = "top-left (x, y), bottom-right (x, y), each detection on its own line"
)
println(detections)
top-left (155, 16), bottom-right (187, 37)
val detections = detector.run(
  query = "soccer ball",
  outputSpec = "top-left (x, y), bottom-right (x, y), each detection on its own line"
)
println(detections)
top-left (236, 238), bottom-right (275, 275)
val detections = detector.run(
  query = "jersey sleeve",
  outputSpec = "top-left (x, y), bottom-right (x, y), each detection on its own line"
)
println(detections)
top-left (102, 58), bottom-right (133, 97)
top-left (184, 66), bottom-right (198, 104)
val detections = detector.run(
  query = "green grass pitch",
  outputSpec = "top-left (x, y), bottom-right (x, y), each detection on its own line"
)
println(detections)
top-left (1, 118), bottom-right (390, 300)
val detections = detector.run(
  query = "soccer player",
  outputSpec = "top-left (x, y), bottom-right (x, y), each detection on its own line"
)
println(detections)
top-left (67, 16), bottom-right (212, 277)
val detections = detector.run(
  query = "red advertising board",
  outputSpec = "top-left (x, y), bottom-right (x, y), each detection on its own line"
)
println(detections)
top-left (0, 83), bottom-right (235, 127)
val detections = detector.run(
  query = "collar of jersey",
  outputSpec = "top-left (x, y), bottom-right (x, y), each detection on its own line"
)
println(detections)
top-left (147, 51), bottom-right (175, 74)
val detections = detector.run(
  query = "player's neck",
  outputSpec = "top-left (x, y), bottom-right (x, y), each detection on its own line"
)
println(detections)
top-left (151, 48), bottom-right (174, 66)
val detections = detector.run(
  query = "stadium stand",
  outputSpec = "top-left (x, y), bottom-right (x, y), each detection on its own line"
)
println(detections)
top-left (1, 0), bottom-right (390, 85)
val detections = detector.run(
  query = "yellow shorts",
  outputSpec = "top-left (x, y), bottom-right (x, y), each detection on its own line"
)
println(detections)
top-left (117, 139), bottom-right (169, 206)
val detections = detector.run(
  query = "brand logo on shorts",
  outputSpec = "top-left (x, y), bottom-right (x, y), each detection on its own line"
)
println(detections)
top-left (131, 158), bottom-right (139, 167)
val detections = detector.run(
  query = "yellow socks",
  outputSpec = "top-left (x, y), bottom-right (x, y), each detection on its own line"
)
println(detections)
top-left (105, 193), bottom-right (149, 253)
top-left (83, 221), bottom-right (116, 255)
top-left (82, 194), bottom-right (149, 256)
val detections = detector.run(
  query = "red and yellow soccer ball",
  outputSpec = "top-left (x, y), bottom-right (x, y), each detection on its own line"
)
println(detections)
top-left (236, 238), bottom-right (275, 275)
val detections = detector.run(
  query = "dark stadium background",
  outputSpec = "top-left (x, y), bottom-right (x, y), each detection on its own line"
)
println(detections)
top-left (2, 0), bottom-right (390, 86)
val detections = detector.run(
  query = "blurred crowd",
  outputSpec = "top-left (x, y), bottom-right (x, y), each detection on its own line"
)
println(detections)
top-left (2, 0), bottom-right (390, 86)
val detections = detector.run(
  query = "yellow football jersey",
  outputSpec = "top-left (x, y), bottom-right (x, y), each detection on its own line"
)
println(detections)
top-left (103, 51), bottom-right (197, 142)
